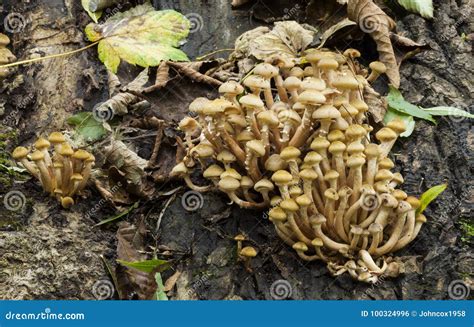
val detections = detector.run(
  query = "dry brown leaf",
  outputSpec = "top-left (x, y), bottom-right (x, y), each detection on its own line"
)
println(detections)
top-left (347, 0), bottom-right (400, 87)
top-left (104, 139), bottom-right (148, 185)
top-left (164, 270), bottom-right (182, 292)
top-left (247, 21), bottom-right (316, 60)
top-left (231, 0), bottom-right (251, 7)
top-left (364, 84), bottom-right (387, 123)
top-left (317, 18), bottom-right (357, 49)
top-left (390, 32), bottom-right (430, 65)
top-left (231, 26), bottom-right (270, 60)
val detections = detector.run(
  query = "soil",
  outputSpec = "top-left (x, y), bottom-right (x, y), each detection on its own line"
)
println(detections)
top-left (0, 0), bottom-right (472, 300)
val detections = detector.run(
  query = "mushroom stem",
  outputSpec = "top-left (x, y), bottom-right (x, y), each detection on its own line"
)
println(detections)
top-left (184, 175), bottom-right (211, 192)
top-left (359, 250), bottom-right (387, 274)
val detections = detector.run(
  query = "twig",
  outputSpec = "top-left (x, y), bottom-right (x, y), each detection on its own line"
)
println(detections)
top-left (166, 61), bottom-right (223, 87)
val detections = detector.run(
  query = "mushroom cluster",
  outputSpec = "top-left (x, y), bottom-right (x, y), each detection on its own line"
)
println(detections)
top-left (0, 33), bottom-right (16, 79)
top-left (172, 49), bottom-right (425, 283)
top-left (12, 133), bottom-right (95, 208)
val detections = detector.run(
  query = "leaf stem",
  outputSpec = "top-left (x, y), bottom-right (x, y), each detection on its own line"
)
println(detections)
top-left (0, 41), bottom-right (100, 69)
top-left (196, 48), bottom-right (235, 61)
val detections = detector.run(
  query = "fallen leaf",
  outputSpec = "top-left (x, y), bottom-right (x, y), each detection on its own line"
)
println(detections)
top-left (422, 106), bottom-right (474, 119)
top-left (417, 184), bottom-right (447, 215)
top-left (364, 84), bottom-right (387, 123)
top-left (317, 18), bottom-right (357, 49)
top-left (67, 112), bottom-right (108, 141)
top-left (347, 0), bottom-right (400, 87)
top-left (154, 273), bottom-right (168, 300)
top-left (85, 3), bottom-right (191, 73)
top-left (81, 0), bottom-right (102, 23)
top-left (0, 47), bottom-right (16, 65)
top-left (383, 107), bottom-right (415, 137)
top-left (104, 139), bottom-right (148, 185)
top-left (386, 85), bottom-right (435, 123)
top-left (248, 21), bottom-right (316, 60)
top-left (164, 270), bottom-right (182, 292)
top-left (117, 259), bottom-right (169, 274)
top-left (231, 26), bottom-right (270, 60)
top-left (94, 201), bottom-right (139, 227)
top-left (397, 0), bottom-right (434, 19)
top-left (390, 33), bottom-right (430, 64)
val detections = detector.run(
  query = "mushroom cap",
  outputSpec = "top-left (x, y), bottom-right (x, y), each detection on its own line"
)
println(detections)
top-left (203, 164), bottom-right (224, 179)
top-left (218, 80), bottom-right (244, 95)
top-left (375, 181), bottom-right (390, 193)
top-left (240, 246), bottom-right (257, 258)
top-left (299, 168), bottom-right (318, 181)
top-left (189, 97), bottom-right (210, 114)
top-left (234, 234), bottom-right (246, 241)
top-left (254, 178), bottom-right (274, 192)
top-left (0, 33), bottom-right (10, 46)
top-left (347, 141), bottom-right (365, 154)
top-left (257, 110), bottom-right (279, 128)
top-left (380, 193), bottom-right (398, 208)
top-left (289, 66), bottom-right (304, 78)
top-left (324, 170), bottom-right (339, 181)
top-left (243, 75), bottom-right (270, 90)
top-left (339, 103), bottom-right (359, 118)
top-left (292, 242), bottom-right (308, 252)
top-left (221, 168), bottom-right (242, 180)
top-left (300, 77), bottom-right (326, 92)
top-left (270, 196), bottom-right (282, 207)
top-left (406, 196), bottom-right (421, 210)
top-left (328, 141), bottom-right (346, 154)
top-left (332, 75), bottom-right (359, 90)
top-left (239, 94), bottom-right (264, 108)
top-left (265, 154), bottom-right (287, 171)
top-left (310, 137), bottom-right (330, 151)
top-left (369, 61), bottom-right (387, 74)
top-left (311, 237), bottom-right (323, 247)
top-left (280, 146), bottom-right (301, 161)
top-left (304, 151), bottom-right (323, 164)
top-left (204, 98), bottom-right (232, 115)
top-left (217, 150), bottom-right (236, 164)
top-left (246, 139), bottom-right (266, 157)
top-left (368, 222), bottom-right (383, 234)
top-left (278, 109), bottom-right (301, 125)
top-left (351, 99), bottom-right (369, 113)
top-left (70, 173), bottom-right (84, 182)
top-left (331, 117), bottom-right (349, 131)
top-left (269, 206), bottom-right (287, 222)
top-left (31, 150), bottom-right (45, 162)
top-left (280, 198), bottom-right (299, 212)
top-left (218, 176), bottom-right (240, 192)
top-left (171, 162), bottom-right (188, 176)
top-left (317, 57), bottom-right (338, 70)
top-left (12, 146), bottom-right (29, 159)
top-left (338, 186), bottom-right (353, 197)
top-left (397, 200), bottom-right (412, 214)
top-left (303, 66), bottom-right (314, 76)
top-left (283, 76), bottom-right (301, 91)
top-left (289, 185), bottom-right (303, 197)
top-left (328, 130), bottom-right (345, 142)
top-left (324, 188), bottom-right (339, 200)
top-left (387, 119), bottom-right (406, 134)
top-left (61, 196), bottom-right (75, 209)
top-left (392, 189), bottom-right (408, 200)
top-left (236, 130), bottom-right (255, 142)
top-left (179, 117), bottom-right (200, 131)
top-left (333, 95), bottom-right (349, 107)
top-left (292, 102), bottom-right (306, 113)
top-left (343, 48), bottom-right (361, 58)
top-left (378, 157), bottom-right (394, 170)
top-left (73, 149), bottom-right (90, 161)
top-left (345, 124), bottom-right (367, 139)
top-left (416, 214), bottom-right (427, 223)
top-left (86, 154), bottom-right (96, 163)
top-left (376, 127), bottom-right (398, 142)
top-left (254, 63), bottom-right (279, 78)
top-left (364, 143), bottom-right (380, 158)
top-left (191, 143), bottom-right (215, 158)
top-left (59, 143), bottom-right (74, 157)
top-left (346, 155), bottom-right (366, 168)
top-left (391, 172), bottom-right (404, 185)
top-left (228, 114), bottom-right (247, 128)
top-left (240, 176), bottom-right (254, 189)
top-left (298, 90), bottom-right (326, 105)
top-left (271, 170), bottom-right (293, 185)
top-left (53, 188), bottom-right (63, 196)
top-left (34, 137), bottom-right (50, 150)
top-left (296, 194), bottom-right (311, 207)
top-left (312, 105), bottom-right (341, 120)
top-left (375, 169), bottom-right (393, 182)
top-left (350, 225), bottom-right (364, 235)
top-left (310, 213), bottom-right (327, 225)
top-left (48, 132), bottom-right (66, 144)
top-left (271, 101), bottom-right (289, 113)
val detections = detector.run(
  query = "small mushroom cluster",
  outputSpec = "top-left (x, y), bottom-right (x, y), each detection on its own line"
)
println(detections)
top-left (12, 133), bottom-right (95, 208)
top-left (172, 49), bottom-right (424, 283)
top-left (0, 33), bottom-right (16, 79)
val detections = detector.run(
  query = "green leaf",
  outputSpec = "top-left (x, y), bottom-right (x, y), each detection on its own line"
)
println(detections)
top-left (397, 0), bottom-right (433, 19)
top-left (85, 3), bottom-right (190, 73)
top-left (67, 112), bottom-right (108, 141)
top-left (417, 184), bottom-right (447, 215)
top-left (66, 112), bottom-right (106, 141)
top-left (386, 86), bottom-right (436, 123)
top-left (94, 202), bottom-right (139, 227)
top-left (154, 273), bottom-right (168, 301)
top-left (423, 106), bottom-right (474, 118)
top-left (82, 0), bottom-right (102, 23)
top-left (117, 259), bottom-right (169, 274)
top-left (383, 107), bottom-right (416, 137)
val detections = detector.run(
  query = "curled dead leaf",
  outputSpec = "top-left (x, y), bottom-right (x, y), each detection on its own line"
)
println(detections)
top-left (364, 84), bottom-right (387, 123)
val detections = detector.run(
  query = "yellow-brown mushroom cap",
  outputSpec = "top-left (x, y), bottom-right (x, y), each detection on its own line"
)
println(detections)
top-left (31, 150), bottom-right (45, 162)
top-left (280, 198), bottom-right (299, 212)
top-left (48, 132), bottom-right (66, 145)
top-left (12, 146), bottom-right (29, 160)
top-left (203, 164), bottom-right (224, 179)
top-left (269, 206), bottom-right (287, 222)
top-left (218, 176), bottom-right (240, 192)
top-left (34, 138), bottom-right (50, 150)
top-left (240, 246), bottom-right (257, 258)
top-left (271, 170), bottom-right (293, 185)
top-left (293, 242), bottom-right (308, 252)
